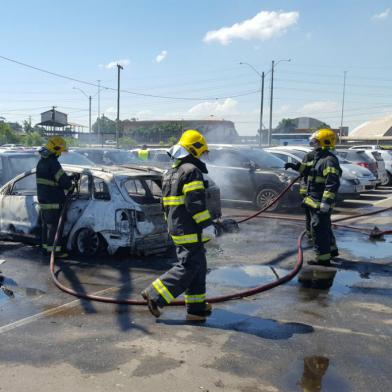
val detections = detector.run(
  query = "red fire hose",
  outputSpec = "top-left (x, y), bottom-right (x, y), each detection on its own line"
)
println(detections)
top-left (50, 177), bottom-right (391, 305)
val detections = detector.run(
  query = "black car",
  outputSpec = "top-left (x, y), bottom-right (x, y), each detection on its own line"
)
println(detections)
top-left (204, 146), bottom-right (300, 211)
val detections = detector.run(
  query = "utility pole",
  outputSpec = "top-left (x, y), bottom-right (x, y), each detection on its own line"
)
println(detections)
top-left (88, 95), bottom-right (92, 145)
top-left (239, 62), bottom-right (265, 147)
top-left (116, 64), bottom-right (123, 149)
top-left (339, 71), bottom-right (347, 142)
top-left (259, 72), bottom-right (265, 147)
top-left (97, 79), bottom-right (101, 147)
top-left (268, 60), bottom-right (274, 147)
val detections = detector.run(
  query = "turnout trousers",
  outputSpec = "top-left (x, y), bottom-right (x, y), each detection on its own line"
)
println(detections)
top-left (309, 208), bottom-right (338, 263)
top-left (146, 243), bottom-right (207, 313)
top-left (41, 208), bottom-right (65, 253)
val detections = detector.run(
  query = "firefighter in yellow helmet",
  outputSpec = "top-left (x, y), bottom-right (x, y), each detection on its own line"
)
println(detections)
top-left (303, 129), bottom-right (342, 266)
top-left (299, 129), bottom-right (341, 265)
top-left (36, 136), bottom-right (78, 258)
top-left (141, 129), bottom-right (215, 321)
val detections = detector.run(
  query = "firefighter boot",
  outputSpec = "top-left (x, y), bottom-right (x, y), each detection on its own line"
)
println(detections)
top-left (141, 290), bottom-right (161, 318)
top-left (186, 302), bottom-right (212, 322)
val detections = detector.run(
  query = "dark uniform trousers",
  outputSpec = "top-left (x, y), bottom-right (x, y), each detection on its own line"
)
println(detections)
top-left (147, 243), bottom-right (207, 313)
top-left (309, 209), bottom-right (337, 261)
top-left (41, 208), bottom-right (64, 253)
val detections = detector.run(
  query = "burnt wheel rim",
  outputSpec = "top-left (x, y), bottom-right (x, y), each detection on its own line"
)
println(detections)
top-left (76, 229), bottom-right (100, 256)
top-left (257, 189), bottom-right (279, 211)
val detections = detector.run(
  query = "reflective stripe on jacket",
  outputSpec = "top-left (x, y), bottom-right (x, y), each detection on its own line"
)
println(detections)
top-left (162, 156), bottom-right (212, 245)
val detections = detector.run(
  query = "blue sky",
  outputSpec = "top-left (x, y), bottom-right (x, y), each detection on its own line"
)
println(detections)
top-left (1, 0), bottom-right (392, 135)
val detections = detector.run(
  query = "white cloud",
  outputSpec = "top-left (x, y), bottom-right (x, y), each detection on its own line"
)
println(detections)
top-left (187, 98), bottom-right (238, 117)
top-left (301, 101), bottom-right (339, 115)
top-left (155, 50), bottom-right (168, 63)
top-left (102, 59), bottom-right (130, 69)
top-left (203, 10), bottom-right (299, 45)
top-left (372, 8), bottom-right (390, 20)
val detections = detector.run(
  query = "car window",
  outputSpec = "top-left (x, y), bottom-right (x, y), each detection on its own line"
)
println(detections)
top-left (106, 151), bottom-right (138, 165)
top-left (152, 152), bottom-right (170, 163)
top-left (0, 157), bottom-right (3, 181)
top-left (144, 179), bottom-right (162, 198)
top-left (93, 177), bottom-right (110, 200)
top-left (273, 152), bottom-right (289, 163)
top-left (8, 154), bottom-right (39, 175)
top-left (123, 179), bottom-right (160, 204)
top-left (77, 174), bottom-right (90, 199)
top-left (12, 173), bottom-right (37, 196)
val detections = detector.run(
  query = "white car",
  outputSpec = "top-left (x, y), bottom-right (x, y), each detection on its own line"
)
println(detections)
top-left (0, 165), bottom-right (170, 257)
top-left (349, 146), bottom-right (392, 185)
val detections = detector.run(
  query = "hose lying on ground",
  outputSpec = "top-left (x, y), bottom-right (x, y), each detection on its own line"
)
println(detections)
top-left (50, 178), bottom-right (391, 306)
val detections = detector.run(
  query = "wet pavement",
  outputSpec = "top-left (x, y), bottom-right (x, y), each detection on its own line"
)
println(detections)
top-left (0, 194), bottom-right (391, 391)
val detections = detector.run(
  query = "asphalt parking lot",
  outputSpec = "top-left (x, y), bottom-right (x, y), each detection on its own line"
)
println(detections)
top-left (0, 187), bottom-right (391, 392)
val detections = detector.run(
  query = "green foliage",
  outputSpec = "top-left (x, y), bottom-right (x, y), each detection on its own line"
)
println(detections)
top-left (277, 118), bottom-right (296, 133)
top-left (92, 115), bottom-right (118, 134)
top-left (64, 137), bottom-right (80, 148)
top-left (127, 121), bottom-right (183, 144)
top-left (168, 136), bottom-right (177, 146)
top-left (0, 123), bottom-right (21, 145)
top-left (118, 136), bottom-right (137, 149)
top-left (22, 131), bottom-right (45, 146)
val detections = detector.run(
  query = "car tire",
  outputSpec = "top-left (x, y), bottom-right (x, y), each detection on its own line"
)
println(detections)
top-left (254, 186), bottom-right (281, 211)
top-left (73, 228), bottom-right (104, 257)
top-left (387, 172), bottom-right (392, 186)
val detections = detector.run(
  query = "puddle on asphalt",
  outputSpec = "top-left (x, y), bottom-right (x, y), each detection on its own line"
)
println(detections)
top-left (160, 301), bottom-right (314, 340)
top-left (207, 264), bottom-right (391, 300)
top-left (338, 231), bottom-right (392, 259)
top-left (284, 355), bottom-right (350, 392)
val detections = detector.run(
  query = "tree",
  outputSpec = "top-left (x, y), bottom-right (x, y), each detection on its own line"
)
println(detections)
top-left (22, 131), bottom-right (44, 146)
top-left (0, 123), bottom-right (21, 145)
top-left (118, 136), bottom-right (137, 149)
top-left (92, 115), bottom-right (118, 134)
top-left (276, 118), bottom-right (296, 133)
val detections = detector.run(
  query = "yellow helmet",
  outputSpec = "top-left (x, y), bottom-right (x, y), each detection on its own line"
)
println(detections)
top-left (45, 136), bottom-right (68, 157)
top-left (310, 129), bottom-right (337, 149)
top-left (178, 129), bottom-right (208, 158)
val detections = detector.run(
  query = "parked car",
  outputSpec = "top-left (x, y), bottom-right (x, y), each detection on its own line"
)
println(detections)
top-left (197, 145), bottom-right (300, 211)
top-left (73, 148), bottom-right (141, 166)
top-left (0, 150), bottom-right (94, 187)
top-left (335, 149), bottom-right (380, 184)
top-left (94, 147), bottom-right (222, 219)
top-left (0, 165), bottom-right (170, 256)
top-left (266, 146), bottom-right (377, 196)
top-left (349, 145), bottom-right (391, 185)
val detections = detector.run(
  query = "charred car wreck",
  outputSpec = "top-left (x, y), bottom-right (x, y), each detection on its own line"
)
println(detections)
top-left (0, 165), bottom-right (188, 256)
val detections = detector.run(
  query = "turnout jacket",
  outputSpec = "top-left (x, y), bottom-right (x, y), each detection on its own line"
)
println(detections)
top-left (162, 155), bottom-right (213, 245)
top-left (297, 150), bottom-right (316, 198)
top-left (299, 149), bottom-right (342, 209)
top-left (36, 148), bottom-right (73, 210)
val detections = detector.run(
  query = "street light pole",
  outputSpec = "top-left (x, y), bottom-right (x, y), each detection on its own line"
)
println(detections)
top-left (97, 79), bottom-right (101, 147)
top-left (73, 87), bottom-right (92, 145)
top-left (116, 64), bottom-right (123, 149)
top-left (339, 70), bottom-right (348, 142)
top-left (239, 62), bottom-right (265, 147)
top-left (268, 60), bottom-right (274, 147)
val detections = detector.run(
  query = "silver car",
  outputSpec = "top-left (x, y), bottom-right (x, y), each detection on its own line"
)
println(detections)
top-left (0, 165), bottom-right (170, 257)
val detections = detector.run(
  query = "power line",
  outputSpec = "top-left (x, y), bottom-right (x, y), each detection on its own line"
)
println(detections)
top-left (0, 54), bottom-right (259, 101)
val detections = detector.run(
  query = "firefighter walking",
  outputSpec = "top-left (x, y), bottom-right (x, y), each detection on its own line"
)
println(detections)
top-left (287, 129), bottom-right (341, 266)
top-left (141, 130), bottom-right (216, 322)
top-left (36, 136), bottom-right (78, 258)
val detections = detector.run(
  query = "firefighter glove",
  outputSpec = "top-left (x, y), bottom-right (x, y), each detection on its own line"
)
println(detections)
top-left (319, 202), bottom-right (330, 213)
top-left (284, 162), bottom-right (296, 170)
top-left (202, 225), bottom-right (217, 242)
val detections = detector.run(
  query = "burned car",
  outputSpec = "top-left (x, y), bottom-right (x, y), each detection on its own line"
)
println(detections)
top-left (77, 147), bottom-right (222, 219)
top-left (0, 165), bottom-right (170, 256)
